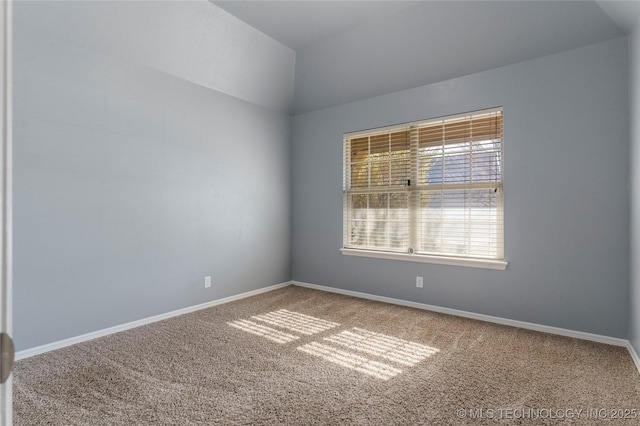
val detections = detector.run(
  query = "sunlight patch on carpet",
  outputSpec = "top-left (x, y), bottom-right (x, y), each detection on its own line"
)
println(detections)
top-left (227, 319), bottom-right (300, 344)
top-left (297, 341), bottom-right (402, 380)
top-left (324, 328), bottom-right (439, 366)
top-left (229, 310), bottom-right (439, 380)
top-left (251, 309), bottom-right (339, 335)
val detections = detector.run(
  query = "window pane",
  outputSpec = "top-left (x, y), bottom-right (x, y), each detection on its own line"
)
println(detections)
top-left (419, 189), bottom-right (500, 258)
top-left (351, 162), bottom-right (369, 188)
top-left (471, 140), bottom-right (501, 183)
top-left (369, 160), bottom-right (390, 187)
top-left (351, 194), bottom-right (367, 209)
top-left (349, 193), bottom-right (367, 246)
top-left (369, 134), bottom-right (390, 159)
top-left (347, 131), bottom-right (409, 190)
top-left (344, 108), bottom-right (503, 261)
top-left (347, 192), bottom-right (408, 251)
top-left (350, 137), bottom-right (369, 163)
top-left (390, 158), bottom-right (407, 186)
top-left (389, 193), bottom-right (409, 249)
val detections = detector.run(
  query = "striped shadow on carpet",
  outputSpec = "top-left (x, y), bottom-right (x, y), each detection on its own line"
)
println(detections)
top-left (13, 285), bottom-right (640, 425)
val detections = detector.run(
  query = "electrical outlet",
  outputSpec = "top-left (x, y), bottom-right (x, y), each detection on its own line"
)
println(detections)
top-left (204, 276), bottom-right (211, 288)
top-left (416, 276), bottom-right (423, 288)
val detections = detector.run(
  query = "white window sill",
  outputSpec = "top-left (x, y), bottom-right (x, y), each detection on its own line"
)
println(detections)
top-left (339, 248), bottom-right (508, 270)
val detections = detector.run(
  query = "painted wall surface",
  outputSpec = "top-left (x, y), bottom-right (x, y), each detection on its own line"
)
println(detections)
top-left (13, 4), bottom-right (291, 350)
top-left (17, 1), bottom-right (295, 112)
top-left (629, 24), bottom-right (640, 351)
top-left (291, 37), bottom-right (630, 338)
top-left (292, 1), bottom-right (622, 114)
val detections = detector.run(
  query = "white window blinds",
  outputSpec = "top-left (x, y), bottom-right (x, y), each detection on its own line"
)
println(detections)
top-left (343, 108), bottom-right (503, 261)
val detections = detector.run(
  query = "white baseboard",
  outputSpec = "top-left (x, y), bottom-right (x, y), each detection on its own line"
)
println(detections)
top-left (292, 280), bottom-right (629, 348)
top-left (627, 342), bottom-right (640, 374)
top-left (15, 281), bottom-right (291, 361)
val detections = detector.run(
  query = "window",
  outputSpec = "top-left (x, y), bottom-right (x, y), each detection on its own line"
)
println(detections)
top-left (342, 108), bottom-right (506, 270)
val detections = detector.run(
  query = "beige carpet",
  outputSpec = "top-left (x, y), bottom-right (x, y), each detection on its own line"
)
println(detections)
top-left (13, 285), bottom-right (640, 425)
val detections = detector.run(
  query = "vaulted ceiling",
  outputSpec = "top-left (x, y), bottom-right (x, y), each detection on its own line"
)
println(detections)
top-left (211, 1), bottom-right (422, 50)
top-left (213, 1), bottom-right (628, 115)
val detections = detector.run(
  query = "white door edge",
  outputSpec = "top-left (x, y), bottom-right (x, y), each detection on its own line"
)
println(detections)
top-left (0, 0), bottom-right (13, 424)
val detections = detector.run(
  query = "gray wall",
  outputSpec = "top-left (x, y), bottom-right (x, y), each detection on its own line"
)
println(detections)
top-left (292, 1), bottom-right (622, 114)
top-left (630, 22), bottom-right (640, 350)
top-left (291, 37), bottom-right (630, 338)
top-left (18, 1), bottom-right (296, 112)
top-left (13, 3), bottom-right (291, 351)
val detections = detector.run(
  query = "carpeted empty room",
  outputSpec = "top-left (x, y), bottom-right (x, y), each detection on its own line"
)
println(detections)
top-left (6, 1), bottom-right (640, 425)
top-left (12, 286), bottom-right (640, 425)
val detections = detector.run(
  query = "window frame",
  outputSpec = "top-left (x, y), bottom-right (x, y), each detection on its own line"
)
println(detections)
top-left (341, 108), bottom-right (507, 270)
